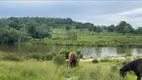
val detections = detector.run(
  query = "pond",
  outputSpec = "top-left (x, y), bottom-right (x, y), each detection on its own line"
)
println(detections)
top-left (0, 45), bottom-right (142, 58)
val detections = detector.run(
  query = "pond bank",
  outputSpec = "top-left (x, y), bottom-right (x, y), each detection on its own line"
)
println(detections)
top-left (79, 56), bottom-right (142, 62)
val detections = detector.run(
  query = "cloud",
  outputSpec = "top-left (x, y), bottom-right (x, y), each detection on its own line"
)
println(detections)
top-left (1, 1), bottom-right (56, 6)
top-left (117, 7), bottom-right (142, 17)
top-left (76, 7), bottom-right (142, 28)
top-left (0, 1), bottom-right (142, 28)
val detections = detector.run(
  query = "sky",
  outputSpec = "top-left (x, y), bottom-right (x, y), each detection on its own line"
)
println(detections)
top-left (0, 1), bottom-right (142, 28)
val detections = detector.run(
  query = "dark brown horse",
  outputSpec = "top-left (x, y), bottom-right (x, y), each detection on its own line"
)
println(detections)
top-left (120, 58), bottom-right (142, 80)
top-left (67, 52), bottom-right (78, 67)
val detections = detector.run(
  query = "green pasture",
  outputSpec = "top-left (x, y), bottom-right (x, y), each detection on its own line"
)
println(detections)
top-left (0, 60), bottom-right (137, 80)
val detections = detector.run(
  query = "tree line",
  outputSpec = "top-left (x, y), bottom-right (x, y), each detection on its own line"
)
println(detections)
top-left (0, 17), bottom-right (142, 44)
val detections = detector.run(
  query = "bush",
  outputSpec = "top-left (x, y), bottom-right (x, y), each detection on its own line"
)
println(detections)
top-left (41, 51), bottom-right (57, 61)
top-left (53, 54), bottom-right (66, 66)
top-left (76, 51), bottom-right (83, 58)
top-left (46, 53), bottom-right (54, 60)
top-left (101, 57), bottom-right (111, 62)
top-left (92, 58), bottom-right (99, 63)
top-left (2, 53), bottom-right (21, 61)
top-left (59, 49), bottom-right (70, 59)
top-left (28, 53), bottom-right (41, 61)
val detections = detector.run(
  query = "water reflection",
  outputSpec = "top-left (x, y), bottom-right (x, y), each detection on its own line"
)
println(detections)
top-left (78, 46), bottom-right (142, 58)
top-left (0, 45), bottom-right (142, 58)
top-left (116, 47), bottom-right (132, 56)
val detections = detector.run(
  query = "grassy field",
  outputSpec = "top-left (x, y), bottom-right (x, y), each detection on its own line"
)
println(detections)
top-left (0, 60), bottom-right (137, 80)
top-left (27, 28), bottom-right (142, 47)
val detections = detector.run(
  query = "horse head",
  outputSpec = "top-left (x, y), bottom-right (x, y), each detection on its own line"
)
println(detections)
top-left (120, 68), bottom-right (127, 77)
top-left (120, 64), bottom-right (130, 77)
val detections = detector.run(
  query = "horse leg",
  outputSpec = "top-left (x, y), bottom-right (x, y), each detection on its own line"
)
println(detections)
top-left (71, 60), bottom-right (75, 67)
top-left (139, 73), bottom-right (142, 80)
top-left (137, 73), bottom-right (142, 80)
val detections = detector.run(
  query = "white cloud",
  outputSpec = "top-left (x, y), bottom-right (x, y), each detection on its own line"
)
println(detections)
top-left (0, 1), bottom-right (142, 28)
top-left (76, 7), bottom-right (142, 28)
top-left (2, 1), bottom-right (55, 6)
top-left (117, 7), bottom-right (142, 16)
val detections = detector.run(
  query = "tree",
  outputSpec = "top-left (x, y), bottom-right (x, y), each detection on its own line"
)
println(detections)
top-left (0, 27), bottom-right (30, 44)
top-left (101, 25), bottom-right (108, 30)
top-left (88, 26), bottom-right (96, 32)
top-left (95, 26), bottom-right (102, 34)
top-left (116, 21), bottom-right (134, 34)
top-left (83, 23), bottom-right (94, 29)
top-left (108, 25), bottom-right (116, 32)
top-left (134, 27), bottom-right (142, 34)
top-left (88, 27), bottom-right (93, 32)
top-left (66, 18), bottom-right (73, 24)
top-left (124, 25), bottom-right (131, 33)
top-left (93, 26), bottom-right (97, 32)
top-left (66, 25), bottom-right (71, 30)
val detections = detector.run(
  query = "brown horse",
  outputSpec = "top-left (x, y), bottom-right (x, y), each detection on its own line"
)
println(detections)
top-left (67, 52), bottom-right (78, 67)
top-left (120, 58), bottom-right (142, 80)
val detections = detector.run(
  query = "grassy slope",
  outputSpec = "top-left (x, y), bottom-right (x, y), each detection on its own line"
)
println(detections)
top-left (0, 60), bottom-right (137, 80)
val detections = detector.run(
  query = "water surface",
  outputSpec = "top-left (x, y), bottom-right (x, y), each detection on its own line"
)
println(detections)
top-left (0, 45), bottom-right (141, 58)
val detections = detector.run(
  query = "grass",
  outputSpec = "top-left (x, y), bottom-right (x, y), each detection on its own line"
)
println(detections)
top-left (0, 60), bottom-right (137, 80)
top-left (27, 28), bottom-right (142, 47)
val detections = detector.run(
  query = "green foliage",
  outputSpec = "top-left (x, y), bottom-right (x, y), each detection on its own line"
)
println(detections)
top-left (0, 17), bottom-right (142, 46)
top-left (0, 27), bottom-right (31, 44)
top-left (95, 26), bottom-right (102, 34)
top-left (108, 25), bottom-right (116, 32)
top-left (28, 53), bottom-right (41, 61)
top-left (41, 51), bottom-right (57, 61)
top-left (53, 54), bottom-right (66, 66)
top-left (116, 21), bottom-right (134, 34)
top-left (45, 53), bottom-right (53, 60)
top-left (59, 49), bottom-right (71, 59)
top-left (134, 27), bottom-right (142, 34)
top-left (65, 25), bottom-right (71, 30)
top-left (66, 31), bottom-right (78, 40)
top-left (76, 51), bottom-right (83, 58)
top-left (92, 58), bottom-right (99, 63)
top-left (2, 53), bottom-right (22, 61)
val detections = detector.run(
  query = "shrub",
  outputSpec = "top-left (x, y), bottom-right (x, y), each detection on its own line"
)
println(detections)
top-left (76, 51), bottom-right (83, 58)
top-left (46, 53), bottom-right (54, 60)
top-left (41, 53), bottom-right (53, 61)
top-left (59, 49), bottom-right (70, 59)
top-left (28, 53), bottom-right (41, 61)
top-left (2, 53), bottom-right (21, 61)
top-left (92, 58), bottom-right (99, 63)
top-left (53, 54), bottom-right (66, 66)
top-left (41, 51), bottom-right (57, 61)
top-left (101, 57), bottom-right (111, 62)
